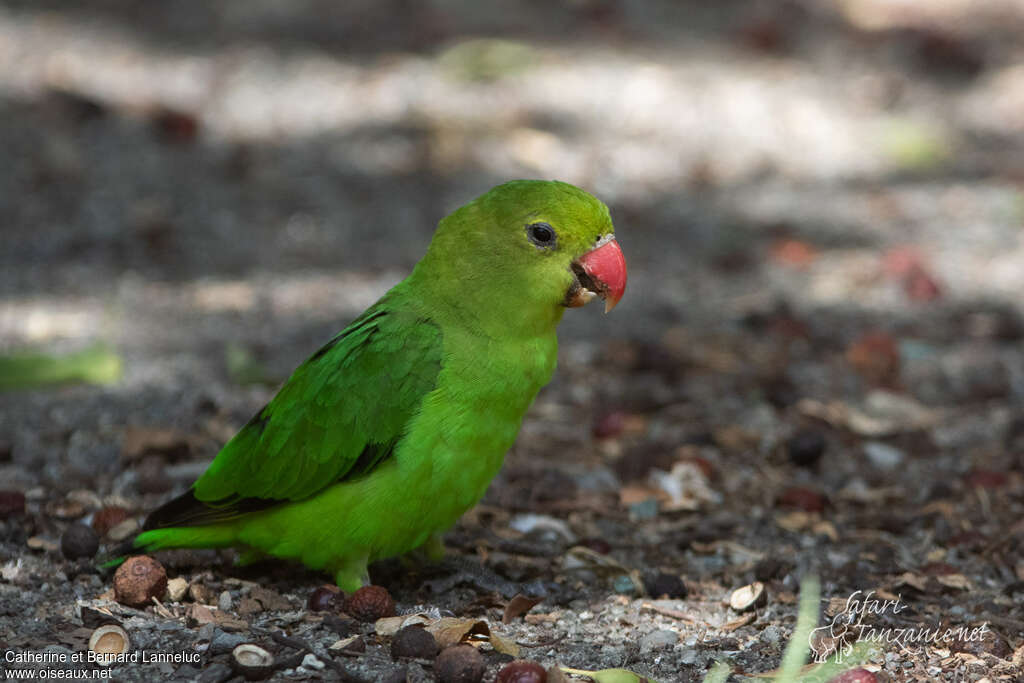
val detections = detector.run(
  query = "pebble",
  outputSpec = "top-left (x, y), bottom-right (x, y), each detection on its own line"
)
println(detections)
top-left (209, 630), bottom-right (246, 656)
top-left (863, 441), bottom-right (905, 469)
top-left (218, 590), bottom-right (233, 612)
top-left (640, 628), bottom-right (677, 652)
top-left (759, 624), bottom-right (782, 644)
top-left (301, 653), bottom-right (324, 670)
top-left (197, 662), bottom-right (233, 683)
top-left (61, 523), bottom-right (99, 560)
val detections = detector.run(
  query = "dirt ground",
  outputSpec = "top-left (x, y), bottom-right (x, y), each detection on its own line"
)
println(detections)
top-left (1, 1), bottom-right (1023, 681)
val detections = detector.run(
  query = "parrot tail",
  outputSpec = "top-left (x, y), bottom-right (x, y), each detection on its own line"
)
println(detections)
top-left (96, 526), bottom-right (237, 573)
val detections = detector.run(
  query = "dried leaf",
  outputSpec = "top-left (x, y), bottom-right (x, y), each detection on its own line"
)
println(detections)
top-left (934, 573), bottom-right (972, 590)
top-left (374, 613), bottom-right (433, 637)
top-left (503, 594), bottom-right (543, 624)
top-left (424, 617), bottom-right (519, 656)
top-left (893, 572), bottom-right (928, 592)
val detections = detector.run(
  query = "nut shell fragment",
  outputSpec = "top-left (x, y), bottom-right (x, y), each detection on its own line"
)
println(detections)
top-left (231, 643), bottom-right (275, 681)
top-left (89, 624), bottom-right (131, 664)
top-left (729, 581), bottom-right (767, 612)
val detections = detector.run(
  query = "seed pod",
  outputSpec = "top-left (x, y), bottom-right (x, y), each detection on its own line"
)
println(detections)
top-left (113, 556), bottom-right (168, 608)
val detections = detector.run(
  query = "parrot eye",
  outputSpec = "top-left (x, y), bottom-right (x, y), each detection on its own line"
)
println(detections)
top-left (527, 222), bottom-right (556, 248)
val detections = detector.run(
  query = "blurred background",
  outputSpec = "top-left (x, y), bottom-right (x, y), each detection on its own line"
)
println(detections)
top-left (2, 0), bottom-right (1024, 525)
top-left (2, 0), bottom-right (1024, 677)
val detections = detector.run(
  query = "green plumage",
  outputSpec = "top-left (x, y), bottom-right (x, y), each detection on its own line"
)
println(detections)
top-left (131, 180), bottom-right (619, 590)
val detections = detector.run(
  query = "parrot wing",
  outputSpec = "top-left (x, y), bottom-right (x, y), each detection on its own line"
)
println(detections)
top-left (143, 305), bottom-right (443, 530)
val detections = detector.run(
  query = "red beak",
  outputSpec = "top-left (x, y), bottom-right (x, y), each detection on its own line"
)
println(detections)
top-left (576, 237), bottom-right (627, 313)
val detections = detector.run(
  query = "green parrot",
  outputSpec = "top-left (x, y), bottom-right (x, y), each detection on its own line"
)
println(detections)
top-left (127, 180), bottom-right (627, 591)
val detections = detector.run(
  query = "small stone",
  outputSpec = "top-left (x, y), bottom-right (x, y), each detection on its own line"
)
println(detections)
top-left (308, 584), bottom-right (341, 612)
top-left (343, 585), bottom-right (395, 622)
top-left (323, 614), bottom-right (359, 637)
top-left (640, 628), bottom-right (678, 652)
top-left (380, 668), bottom-right (409, 683)
top-left (197, 661), bottom-right (233, 683)
top-left (787, 428), bottom-right (826, 467)
top-left (218, 590), bottom-right (233, 612)
top-left (729, 581), bottom-right (767, 612)
top-left (390, 625), bottom-right (439, 659)
top-left (92, 506), bottom-right (129, 537)
top-left (862, 441), bottom-right (905, 470)
top-left (496, 660), bottom-right (548, 683)
top-left (113, 556), bottom-right (168, 608)
top-left (759, 624), bottom-right (782, 644)
top-left (435, 645), bottom-right (486, 683)
top-left (0, 490), bottom-right (26, 518)
top-left (209, 630), bottom-right (246, 656)
top-left (643, 571), bottom-right (687, 599)
top-left (166, 577), bottom-right (188, 602)
top-left (301, 653), bottom-right (324, 670)
top-left (612, 574), bottom-right (638, 595)
top-left (61, 523), bottom-right (99, 560)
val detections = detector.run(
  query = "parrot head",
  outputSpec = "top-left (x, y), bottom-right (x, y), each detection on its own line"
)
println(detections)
top-left (418, 180), bottom-right (626, 326)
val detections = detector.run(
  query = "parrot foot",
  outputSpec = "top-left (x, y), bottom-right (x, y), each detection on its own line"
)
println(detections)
top-left (331, 555), bottom-right (370, 593)
top-left (401, 533), bottom-right (447, 567)
top-left (422, 533), bottom-right (447, 562)
top-left (235, 548), bottom-right (271, 566)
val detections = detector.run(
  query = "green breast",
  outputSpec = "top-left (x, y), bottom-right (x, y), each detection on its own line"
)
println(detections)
top-left (397, 329), bottom-right (558, 530)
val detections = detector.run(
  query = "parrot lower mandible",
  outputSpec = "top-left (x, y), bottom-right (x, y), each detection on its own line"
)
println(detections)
top-left (125, 179), bottom-right (627, 591)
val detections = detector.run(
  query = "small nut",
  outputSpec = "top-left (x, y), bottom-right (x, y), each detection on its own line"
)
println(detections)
top-left (497, 660), bottom-right (548, 683)
top-left (643, 571), bottom-right (687, 599)
top-left (89, 624), bottom-right (131, 665)
top-left (729, 581), bottom-right (767, 612)
top-left (787, 428), bottom-right (827, 467)
top-left (343, 585), bottom-right (395, 623)
top-left (776, 486), bottom-right (826, 513)
top-left (61, 523), bottom-right (99, 560)
top-left (308, 584), bottom-right (341, 612)
top-left (113, 556), bottom-right (168, 608)
top-left (0, 490), bottom-right (26, 519)
top-left (435, 644), bottom-right (485, 683)
top-left (231, 643), bottom-right (274, 681)
top-left (390, 625), bottom-right (439, 659)
top-left (828, 668), bottom-right (878, 683)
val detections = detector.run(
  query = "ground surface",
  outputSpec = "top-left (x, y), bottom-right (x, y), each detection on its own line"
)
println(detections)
top-left (1, 1), bottom-right (1023, 681)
